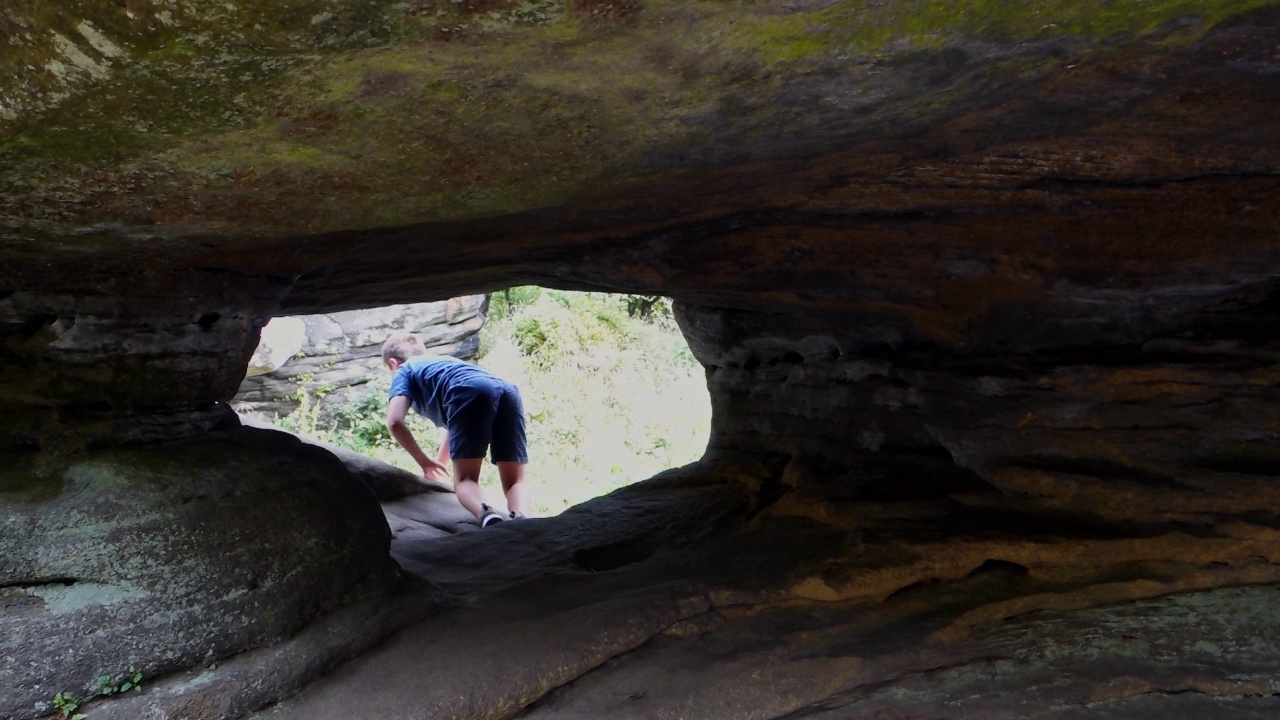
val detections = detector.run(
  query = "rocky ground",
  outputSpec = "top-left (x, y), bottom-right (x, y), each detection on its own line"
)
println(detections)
top-left (57, 436), bottom-right (1280, 720)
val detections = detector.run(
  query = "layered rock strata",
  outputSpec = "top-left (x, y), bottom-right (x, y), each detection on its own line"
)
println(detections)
top-left (96, 456), bottom-right (1280, 720)
top-left (234, 296), bottom-right (487, 419)
top-left (0, 271), bottom-right (287, 451)
top-left (1, 1), bottom-right (1279, 719)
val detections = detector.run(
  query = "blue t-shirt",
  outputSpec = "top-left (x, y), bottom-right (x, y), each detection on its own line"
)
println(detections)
top-left (387, 356), bottom-right (493, 428)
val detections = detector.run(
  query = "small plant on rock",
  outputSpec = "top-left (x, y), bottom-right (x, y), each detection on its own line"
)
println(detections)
top-left (51, 667), bottom-right (142, 719)
top-left (95, 665), bottom-right (143, 695)
top-left (51, 691), bottom-right (85, 720)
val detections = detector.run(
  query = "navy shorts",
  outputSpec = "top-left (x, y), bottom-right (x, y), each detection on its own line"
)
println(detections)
top-left (444, 377), bottom-right (528, 463)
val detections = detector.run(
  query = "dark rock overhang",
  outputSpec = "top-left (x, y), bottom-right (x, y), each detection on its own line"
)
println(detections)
top-left (3, 3), bottom-right (1280, 719)
top-left (3, 3), bottom-right (1277, 314)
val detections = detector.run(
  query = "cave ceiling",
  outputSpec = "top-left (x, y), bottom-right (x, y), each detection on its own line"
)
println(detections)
top-left (1, 0), bottom-right (1276, 329)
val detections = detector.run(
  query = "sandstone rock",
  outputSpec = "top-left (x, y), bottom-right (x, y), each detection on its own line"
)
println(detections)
top-left (234, 297), bottom-right (487, 420)
top-left (382, 490), bottom-right (480, 542)
top-left (67, 574), bottom-right (455, 720)
top-left (1, 1), bottom-right (1279, 718)
top-left (0, 274), bottom-right (287, 451)
top-left (238, 415), bottom-right (452, 501)
top-left (238, 454), bottom-right (1280, 720)
top-left (0, 423), bottom-right (397, 720)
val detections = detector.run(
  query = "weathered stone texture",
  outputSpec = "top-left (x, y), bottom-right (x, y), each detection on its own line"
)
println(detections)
top-left (236, 456), bottom-right (1280, 720)
top-left (234, 295), bottom-right (486, 419)
top-left (0, 423), bottom-right (396, 720)
top-left (678, 281), bottom-right (1280, 482)
top-left (0, 271), bottom-right (288, 451)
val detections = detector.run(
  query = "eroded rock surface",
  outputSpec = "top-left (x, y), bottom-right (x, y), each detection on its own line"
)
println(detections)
top-left (234, 295), bottom-right (486, 419)
top-left (253, 459), bottom-right (1280, 719)
top-left (1, 0), bottom-right (1279, 718)
top-left (0, 420), bottom-right (398, 720)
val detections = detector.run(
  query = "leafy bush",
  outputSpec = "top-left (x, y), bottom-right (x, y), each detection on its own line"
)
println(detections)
top-left (274, 374), bottom-right (438, 468)
top-left (513, 315), bottom-right (553, 358)
top-left (475, 289), bottom-right (710, 515)
top-left (487, 285), bottom-right (542, 321)
top-left (622, 295), bottom-right (670, 320)
top-left (329, 378), bottom-right (397, 451)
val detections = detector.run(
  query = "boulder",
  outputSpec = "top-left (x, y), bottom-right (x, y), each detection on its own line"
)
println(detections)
top-left (0, 421), bottom-right (397, 720)
top-left (238, 414), bottom-right (453, 501)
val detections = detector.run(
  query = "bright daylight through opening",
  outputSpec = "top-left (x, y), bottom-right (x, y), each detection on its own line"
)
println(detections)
top-left (236, 287), bottom-right (712, 516)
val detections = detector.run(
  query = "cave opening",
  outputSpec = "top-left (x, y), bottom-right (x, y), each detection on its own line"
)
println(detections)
top-left (471, 287), bottom-right (712, 515)
top-left (235, 286), bottom-right (711, 518)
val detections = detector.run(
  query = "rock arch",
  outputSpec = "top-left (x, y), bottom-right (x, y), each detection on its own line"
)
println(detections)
top-left (2, 2), bottom-right (1280, 718)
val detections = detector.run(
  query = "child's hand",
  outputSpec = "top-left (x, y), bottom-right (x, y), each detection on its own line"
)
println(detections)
top-left (420, 458), bottom-right (449, 482)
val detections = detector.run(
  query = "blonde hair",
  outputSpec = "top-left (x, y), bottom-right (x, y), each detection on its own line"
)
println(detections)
top-left (381, 334), bottom-right (426, 365)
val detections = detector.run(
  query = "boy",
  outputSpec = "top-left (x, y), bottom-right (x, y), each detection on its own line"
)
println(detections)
top-left (381, 334), bottom-right (530, 527)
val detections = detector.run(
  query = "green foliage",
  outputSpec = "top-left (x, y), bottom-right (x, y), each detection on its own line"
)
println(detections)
top-left (273, 372), bottom-right (437, 470)
top-left (52, 691), bottom-right (84, 720)
top-left (514, 315), bottom-right (553, 358)
top-left (503, 290), bottom-right (650, 371)
top-left (96, 666), bottom-right (143, 696)
top-left (327, 376), bottom-right (399, 452)
top-left (487, 286), bottom-right (542, 321)
top-left (50, 668), bottom-right (141, 720)
top-left (475, 289), bottom-right (710, 515)
top-left (278, 379), bottom-right (326, 437)
top-left (622, 295), bottom-right (671, 321)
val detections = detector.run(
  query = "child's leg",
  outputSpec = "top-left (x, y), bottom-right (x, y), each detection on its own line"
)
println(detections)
top-left (497, 461), bottom-right (529, 516)
top-left (451, 458), bottom-right (488, 517)
top-left (492, 383), bottom-right (530, 516)
top-left (446, 381), bottom-right (501, 520)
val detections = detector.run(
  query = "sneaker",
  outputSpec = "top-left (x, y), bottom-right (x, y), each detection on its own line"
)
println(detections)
top-left (509, 511), bottom-right (527, 520)
top-left (479, 504), bottom-right (505, 528)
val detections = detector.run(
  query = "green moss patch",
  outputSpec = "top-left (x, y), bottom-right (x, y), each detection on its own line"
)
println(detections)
top-left (719, 0), bottom-right (1279, 65)
top-left (2, 0), bottom-right (1275, 243)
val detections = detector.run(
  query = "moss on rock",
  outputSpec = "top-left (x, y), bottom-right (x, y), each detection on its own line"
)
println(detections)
top-left (1, 0), bottom-right (1276, 246)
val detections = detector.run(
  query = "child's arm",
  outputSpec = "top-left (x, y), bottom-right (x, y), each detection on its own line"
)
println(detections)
top-left (436, 430), bottom-right (450, 467)
top-left (386, 396), bottom-right (448, 481)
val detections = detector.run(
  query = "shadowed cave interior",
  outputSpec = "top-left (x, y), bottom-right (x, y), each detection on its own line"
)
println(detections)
top-left (3, 1), bottom-right (1280, 719)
